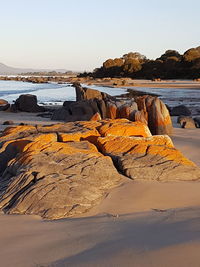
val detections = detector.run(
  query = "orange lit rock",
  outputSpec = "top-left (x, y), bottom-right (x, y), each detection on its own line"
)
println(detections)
top-left (97, 135), bottom-right (174, 154)
top-left (136, 95), bottom-right (173, 135)
top-left (98, 119), bottom-right (152, 138)
top-left (130, 110), bottom-right (148, 124)
top-left (97, 135), bottom-right (200, 181)
top-left (117, 105), bottom-right (131, 119)
top-left (0, 140), bottom-right (122, 219)
top-left (106, 102), bottom-right (117, 119)
top-left (0, 125), bottom-right (37, 142)
top-left (90, 112), bottom-right (102, 121)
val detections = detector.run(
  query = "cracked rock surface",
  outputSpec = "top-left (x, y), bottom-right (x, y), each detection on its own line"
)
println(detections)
top-left (0, 119), bottom-right (199, 219)
top-left (97, 135), bottom-right (200, 181)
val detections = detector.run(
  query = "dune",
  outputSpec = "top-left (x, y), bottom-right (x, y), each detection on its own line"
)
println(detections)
top-left (0, 111), bottom-right (200, 266)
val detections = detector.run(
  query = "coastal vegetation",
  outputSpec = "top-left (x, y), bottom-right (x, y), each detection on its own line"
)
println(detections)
top-left (79, 46), bottom-right (200, 79)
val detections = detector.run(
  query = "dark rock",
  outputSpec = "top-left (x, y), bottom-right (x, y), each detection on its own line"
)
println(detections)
top-left (171, 105), bottom-right (191, 116)
top-left (15, 94), bottom-right (45, 112)
top-left (194, 117), bottom-right (200, 128)
top-left (69, 101), bottom-right (94, 119)
top-left (52, 100), bottom-right (101, 122)
top-left (51, 107), bottom-right (70, 121)
top-left (10, 104), bottom-right (18, 113)
top-left (96, 99), bottom-right (107, 119)
top-left (166, 104), bottom-right (172, 112)
top-left (2, 121), bottom-right (14, 125)
top-left (63, 101), bottom-right (75, 109)
top-left (73, 82), bottom-right (114, 101)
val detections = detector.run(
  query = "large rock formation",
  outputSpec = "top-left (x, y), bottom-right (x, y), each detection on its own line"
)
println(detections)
top-left (52, 83), bottom-right (173, 135)
top-left (0, 139), bottom-right (122, 219)
top-left (0, 119), bottom-right (197, 219)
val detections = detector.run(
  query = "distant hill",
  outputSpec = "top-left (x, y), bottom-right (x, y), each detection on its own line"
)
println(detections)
top-left (0, 62), bottom-right (67, 75)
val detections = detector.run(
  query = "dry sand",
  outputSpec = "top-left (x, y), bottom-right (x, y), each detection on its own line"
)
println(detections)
top-left (91, 79), bottom-right (200, 89)
top-left (0, 111), bottom-right (200, 267)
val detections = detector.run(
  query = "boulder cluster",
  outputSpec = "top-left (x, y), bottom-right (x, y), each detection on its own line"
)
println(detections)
top-left (52, 83), bottom-right (173, 135)
top-left (0, 118), bottom-right (199, 219)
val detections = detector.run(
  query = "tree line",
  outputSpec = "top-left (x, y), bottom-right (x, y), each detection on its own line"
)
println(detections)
top-left (79, 46), bottom-right (200, 79)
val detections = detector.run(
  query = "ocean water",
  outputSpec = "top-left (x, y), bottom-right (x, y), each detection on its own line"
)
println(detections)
top-left (0, 81), bottom-right (126, 105)
top-left (0, 80), bottom-right (199, 114)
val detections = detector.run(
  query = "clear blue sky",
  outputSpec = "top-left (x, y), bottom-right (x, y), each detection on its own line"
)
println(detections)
top-left (0, 0), bottom-right (199, 71)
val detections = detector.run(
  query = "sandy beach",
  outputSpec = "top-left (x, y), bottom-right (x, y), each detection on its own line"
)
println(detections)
top-left (0, 109), bottom-right (199, 267)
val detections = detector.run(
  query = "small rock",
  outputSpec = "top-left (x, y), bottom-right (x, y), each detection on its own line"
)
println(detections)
top-left (194, 117), bottom-right (200, 128)
top-left (2, 120), bottom-right (14, 125)
top-left (171, 105), bottom-right (191, 116)
top-left (0, 99), bottom-right (10, 111)
top-left (179, 117), bottom-right (196, 128)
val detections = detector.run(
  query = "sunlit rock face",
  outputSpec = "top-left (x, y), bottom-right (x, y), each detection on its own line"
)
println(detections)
top-left (0, 118), bottom-right (198, 220)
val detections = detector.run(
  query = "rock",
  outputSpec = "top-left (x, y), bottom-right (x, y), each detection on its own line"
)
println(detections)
top-left (0, 125), bottom-right (38, 144)
top-left (130, 110), bottom-right (148, 124)
top-left (98, 119), bottom-right (152, 138)
top-left (0, 139), bottom-right (122, 219)
top-left (0, 99), bottom-right (8, 105)
top-left (63, 101), bottom-right (75, 109)
top-left (51, 107), bottom-right (71, 121)
top-left (10, 104), bottom-right (18, 113)
top-left (0, 99), bottom-right (10, 111)
top-left (2, 121), bottom-right (14, 125)
top-left (73, 82), bottom-right (111, 101)
top-left (52, 100), bottom-right (102, 122)
top-left (96, 99), bottom-right (107, 119)
top-left (52, 85), bottom-right (173, 136)
top-left (136, 96), bottom-right (173, 135)
top-left (97, 135), bottom-right (200, 181)
top-left (90, 112), bottom-right (102, 121)
top-left (178, 117), bottom-right (196, 128)
top-left (106, 102), bottom-right (117, 119)
top-left (14, 94), bottom-right (45, 113)
top-left (117, 104), bottom-right (131, 119)
top-left (194, 117), bottom-right (200, 128)
top-left (166, 104), bottom-right (172, 113)
top-left (69, 101), bottom-right (94, 119)
top-left (57, 122), bottom-right (101, 144)
top-left (0, 118), bottom-right (199, 219)
top-left (171, 105), bottom-right (191, 116)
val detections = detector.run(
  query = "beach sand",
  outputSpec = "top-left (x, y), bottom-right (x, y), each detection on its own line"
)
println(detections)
top-left (0, 111), bottom-right (200, 267)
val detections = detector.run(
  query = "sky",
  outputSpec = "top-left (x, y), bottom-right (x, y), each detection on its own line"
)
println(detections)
top-left (0, 0), bottom-right (200, 71)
